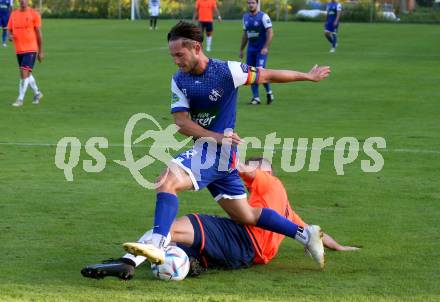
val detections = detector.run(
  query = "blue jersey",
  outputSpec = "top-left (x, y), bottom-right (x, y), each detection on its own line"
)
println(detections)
top-left (326, 2), bottom-right (342, 24)
top-left (242, 11), bottom-right (272, 52)
top-left (0, 0), bottom-right (12, 15)
top-left (171, 59), bottom-right (259, 134)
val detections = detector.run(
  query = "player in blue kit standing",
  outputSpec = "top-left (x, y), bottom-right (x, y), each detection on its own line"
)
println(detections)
top-left (324, 0), bottom-right (342, 53)
top-left (0, 0), bottom-right (13, 47)
top-left (122, 21), bottom-right (331, 269)
top-left (239, 0), bottom-right (274, 105)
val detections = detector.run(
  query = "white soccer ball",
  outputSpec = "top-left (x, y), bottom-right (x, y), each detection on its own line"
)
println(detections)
top-left (151, 245), bottom-right (190, 281)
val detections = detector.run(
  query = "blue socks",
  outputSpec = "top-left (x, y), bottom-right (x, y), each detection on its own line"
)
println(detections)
top-left (256, 208), bottom-right (299, 239)
top-left (152, 192), bottom-right (179, 237)
top-left (251, 83), bottom-right (259, 99)
top-left (2, 30), bottom-right (7, 44)
top-left (332, 34), bottom-right (337, 48)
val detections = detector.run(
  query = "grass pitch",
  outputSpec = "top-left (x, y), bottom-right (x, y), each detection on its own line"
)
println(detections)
top-left (0, 19), bottom-right (439, 301)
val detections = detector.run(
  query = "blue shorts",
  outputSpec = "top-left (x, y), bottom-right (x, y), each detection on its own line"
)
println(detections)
top-left (172, 143), bottom-right (246, 201)
top-left (16, 52), bottom-right (37, 71)
top-left (246, 50), bottom-right (268, 69)
top-left (177, 214), bottom-right (255, 269)
top-left (199, 21), bottom-right (213, 33)
top-left (0, 13), bottom-right (9, 28)
top-left (325, 21), bottom-right (339, 34)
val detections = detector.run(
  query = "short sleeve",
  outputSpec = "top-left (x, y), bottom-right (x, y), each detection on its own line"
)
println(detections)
top-left (227, 61), bottom-right (260, 88)
top-left (262, 13), bottom-right (272, 29)
top-left (337, 3), bottom-right (342, 11)
top-left (170, 78), bottom-right (190, 113)
top-left (242, 16), bottom-right (246, 30)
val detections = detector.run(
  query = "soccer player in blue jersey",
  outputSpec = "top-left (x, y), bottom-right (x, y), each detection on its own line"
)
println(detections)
top-left (125, 21), bottom-right (330, 269)
top-left (239, 0), bottom-right (274, 105)
top-left (324, 0), bottom-right (342, 53)
top-left (0, 0), bottom-right (12, 47)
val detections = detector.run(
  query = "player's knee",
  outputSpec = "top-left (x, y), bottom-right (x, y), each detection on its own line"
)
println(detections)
top-left (230, 211), bottom-right (259, 225)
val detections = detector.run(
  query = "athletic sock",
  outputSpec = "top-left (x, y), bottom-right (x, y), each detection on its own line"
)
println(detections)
top-left (264, 84), bottom-right (272, 94)
top-left (256, 208), bottom-right (309, 245)
top-left (152, 192), bottom-right (178, 248)
top-left (18, 77), bottom-right (30, 100)
top-left (332, 34), bottom-right (337, 48)
top-left (251, 83), bottom-right (259, 99)
top-left (28, 75), bottom-right (40, 94)
top-left (206, 36), bottom-right (212, 49)
top-left (2, 30), bottom-right (6, 44)
top-left (122, 230), bottom-right (153, 267)
top-left (325, 34), bottom-right (333, 45)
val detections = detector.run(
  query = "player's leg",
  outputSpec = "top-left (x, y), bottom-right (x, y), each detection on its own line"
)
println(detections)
top-left (205, 22), bottom-right (213, 52)
top-left (246, 51), bottom-right (260, 104)
top-left (1, 16), bottom-right (7, 47)
top-left (149, 16), bottom-right (153, 29)
top-left (13, 54), bottom-right (31, 107)
top-left (256, 52), bottom-right (274, 104)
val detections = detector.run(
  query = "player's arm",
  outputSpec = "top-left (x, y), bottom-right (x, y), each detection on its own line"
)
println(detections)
top-left (214, 6), bottom-right (222, 22)
top-left (173, 111), bottom-right (243, 145)
top-left (239, 31), bottom-right (248, 59)
top-left (261, 27), bottom-right (273, 55)
top-left (257, 64), bottom-right (330, 84)
top-left (36, 27), bottom-right (44, 62)
top-left (192, 3), bottom-right (198, 22)
top-left (334, 4), bottom-right (342, 25)
top-left (322, 233), bottom-right (360, 251)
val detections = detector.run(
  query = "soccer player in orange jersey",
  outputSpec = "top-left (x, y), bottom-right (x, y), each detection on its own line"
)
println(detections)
top-left (192, 0), bottom-right (221, 52)
top-left (82, 157), bottom-right (358, 280)
top-left (7, 0), bottom-right (43, 107)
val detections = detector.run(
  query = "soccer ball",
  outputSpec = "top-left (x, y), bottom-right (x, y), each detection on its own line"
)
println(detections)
top-left (151, 245), bottom-right (190, 281)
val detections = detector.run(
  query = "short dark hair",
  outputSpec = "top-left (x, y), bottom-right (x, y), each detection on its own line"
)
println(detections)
top-left (167, 21), bottom-right (204, 44)
top-left (245, 157), bottom-right (274, 174)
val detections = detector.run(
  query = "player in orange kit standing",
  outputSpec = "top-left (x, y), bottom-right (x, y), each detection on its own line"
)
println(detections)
top-left (192, 0), bottom-right (221, 52)
top-left (8, 0), bottom-right (43, 107)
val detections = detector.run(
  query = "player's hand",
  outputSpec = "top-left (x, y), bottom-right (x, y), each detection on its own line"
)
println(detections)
top-left (37, 51), bottom-right (44, 62)
top-left (333, 21), bottom-right (338, 27)
top-left (218, 131), bottom-right (244, 145)
top-left (260, 47), bottom-right (268, 55)
top-left (308, 64), bottom-right (330, 82)
top-left (239, 50), bottom-right (244, 59)
top-left (217, 15), bottom-right (222, 23)
top-left (8, 34), bottom-right (13, 42)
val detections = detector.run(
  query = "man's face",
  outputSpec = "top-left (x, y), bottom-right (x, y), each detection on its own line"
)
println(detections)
top-left (168, 39), bottom-right (201, 74)
top-left (19, 0), bottom-right (28, 9)
top-left (247, 0), bottom-right (258, 13)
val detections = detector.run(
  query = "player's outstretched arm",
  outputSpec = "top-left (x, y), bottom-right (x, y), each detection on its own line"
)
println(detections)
top-left (323, 233), bottom-right (360, 251)
top-left (258, 64), bottom-right (330, 84)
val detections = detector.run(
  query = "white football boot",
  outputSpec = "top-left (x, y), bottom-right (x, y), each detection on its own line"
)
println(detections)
top-left (304, 225), bottom-right (325, 268)
top-left (123, 242), bottom-right (165, 265)
top-left (12, 99), bottom-right (23, 107)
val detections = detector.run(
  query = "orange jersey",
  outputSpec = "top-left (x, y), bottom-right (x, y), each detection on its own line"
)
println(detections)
top-left (195, 0), bottom-right (217, 22)
top-left (240, 169), bottom-right (306, 264)
top-left (7, 8), bottom-right (41, 54)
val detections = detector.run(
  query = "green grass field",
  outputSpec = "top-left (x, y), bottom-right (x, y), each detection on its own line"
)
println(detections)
top-left (1, 19), bottom-right (439, 301)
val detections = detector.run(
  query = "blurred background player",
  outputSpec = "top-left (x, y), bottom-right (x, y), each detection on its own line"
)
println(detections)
top-left (192, 0), bottom-right (221, 52)
top-left (324, 0), bottom-right (342, 53)
top-left (0, 0), bottom-right (13, 47)
top-left (239, 0), bottom-right (274, 105)
top-left (148, 0), bottom-right (160, 30)
top-left (8, 0), bottom-right (43, 107)
top-left (81, 158), bottom-right (359, 280)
